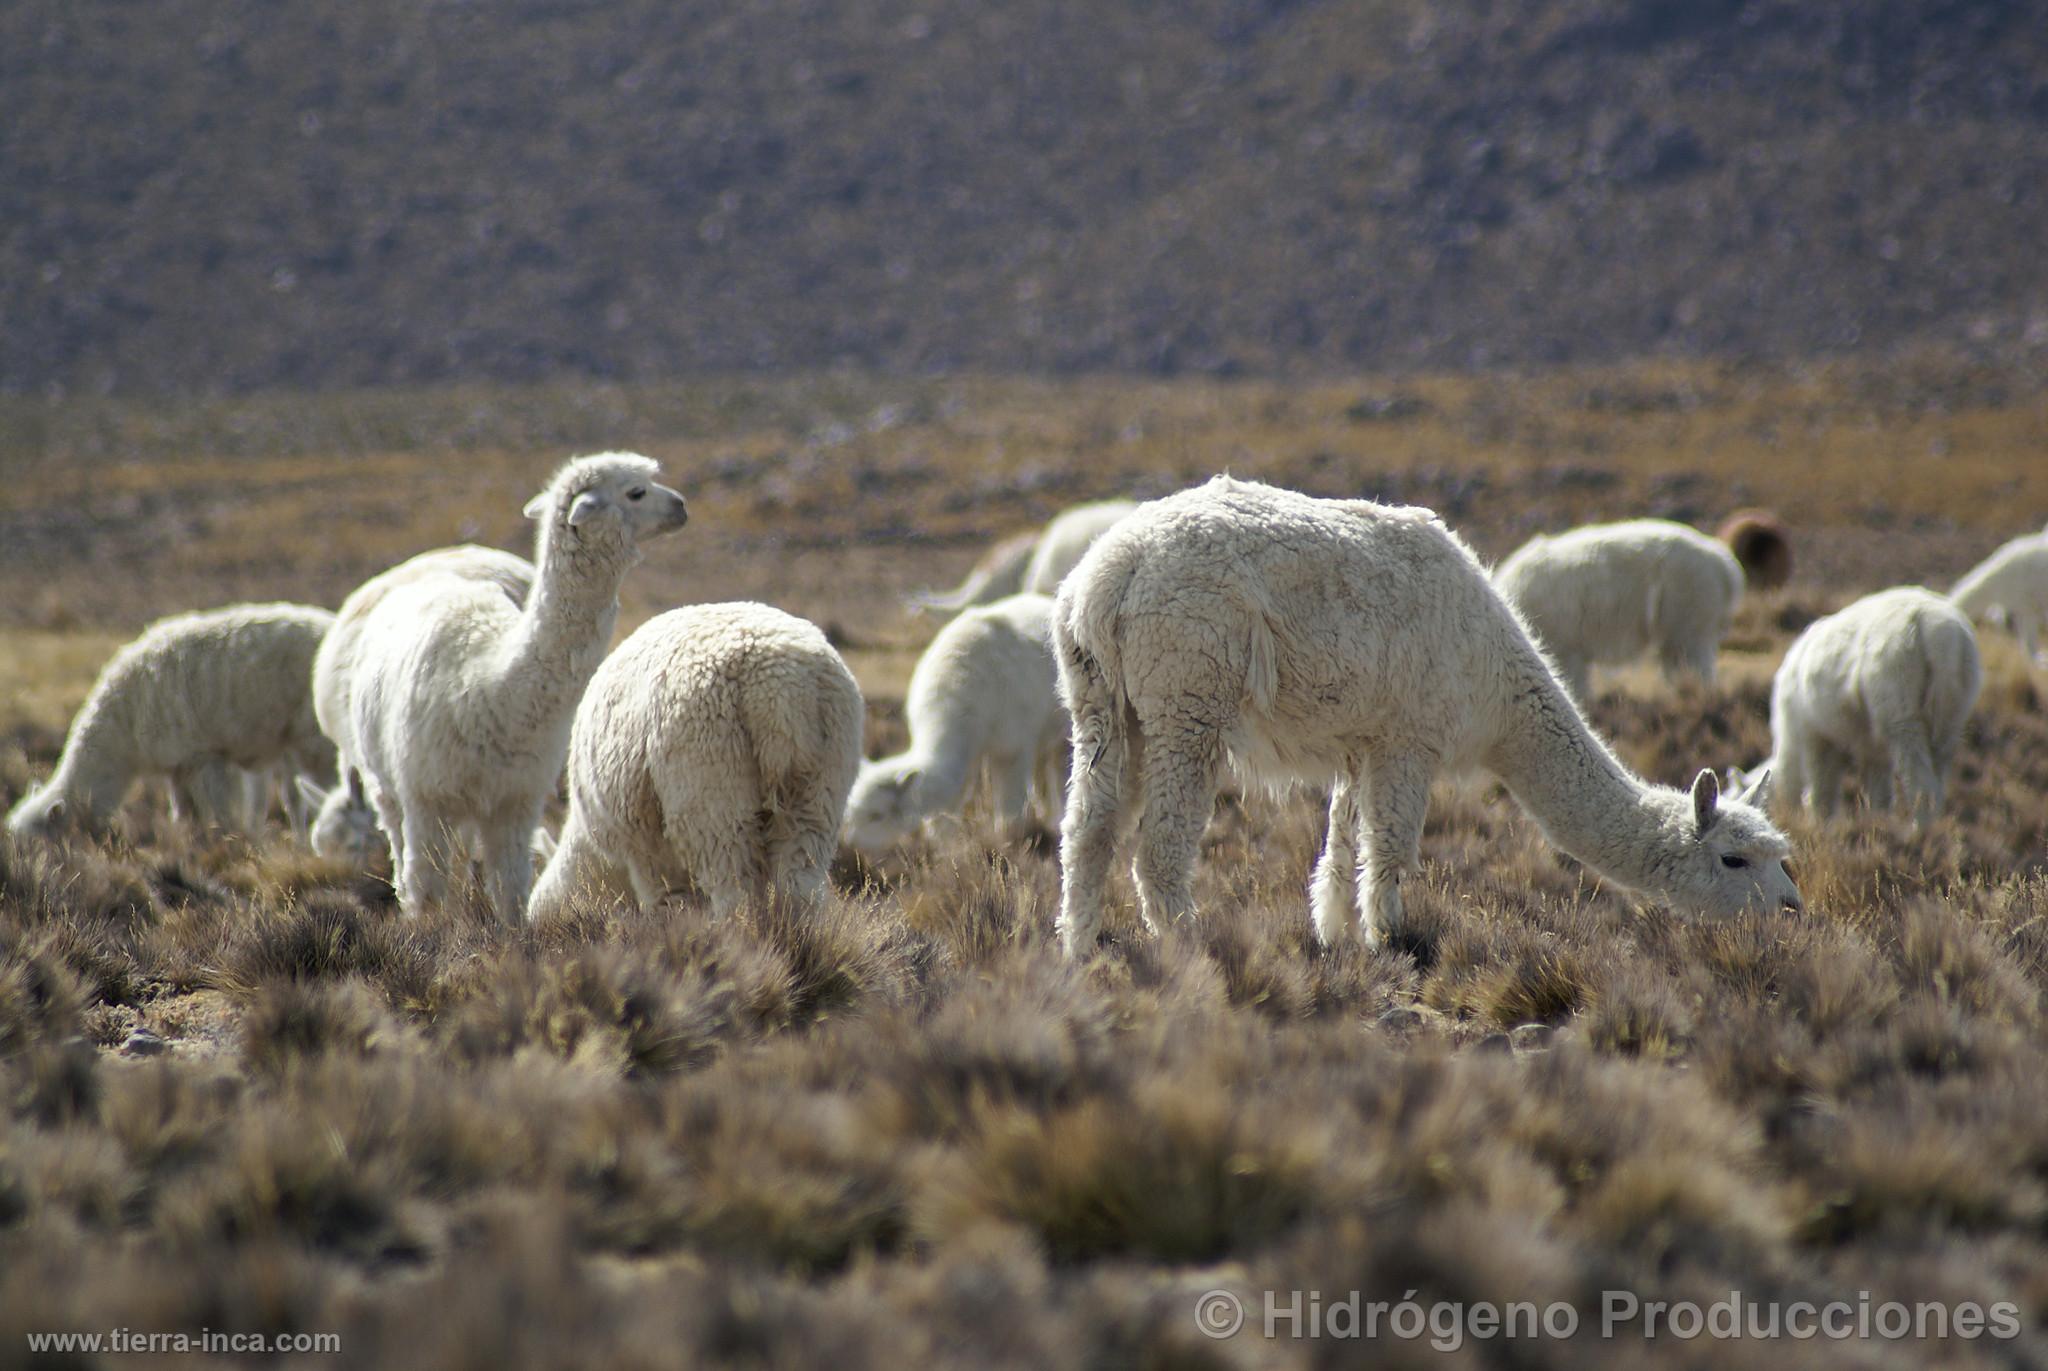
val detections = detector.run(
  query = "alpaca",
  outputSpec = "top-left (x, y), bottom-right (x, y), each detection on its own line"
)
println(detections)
top-left (527, 603), bottom-right (864, 921)
top-left (911, 499), bottom-right (1136, 613)
top-left (843, 593), bottom-right (1067, 853)
top-left (1493, 518), bottom-right (1745, 700)
top-left (348, 453), bottom-right (688, 922)
top-left (8, 603), bottom-right (336, 840)
top-left (299, 544), bottom-right (536, 862)
top-left (1731, 587), bottom-right (1980, 828)
top-left (1052, 477), bottom-right (1801, 957)
top-left (1716, 508), bottom-right (1793, 590)
top-left (1949, 531), bottom-right (2048, 666)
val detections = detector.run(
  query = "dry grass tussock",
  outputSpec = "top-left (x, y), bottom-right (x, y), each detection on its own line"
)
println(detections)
top-left (3, 365), bottom-right (2048, 1363)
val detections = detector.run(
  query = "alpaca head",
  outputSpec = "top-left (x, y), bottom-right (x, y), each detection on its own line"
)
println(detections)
top-left (842, 763), bottom-right (923, 854)
top-left (1665, 768), bottom-right (1803, 917)
top-left (523, 452), bottom-right (688, 562)
top-left (296, 775), bottom-right (377, 861)
top-left (5, 782), bottom-right (70, 840)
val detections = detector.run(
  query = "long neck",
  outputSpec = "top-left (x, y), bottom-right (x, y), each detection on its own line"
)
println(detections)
top-left (1483, 645), bottom-right (1687, 897)
top-left (490, 524), bottom-right (628, 712)
top-left (903, 736), bottom-right (975, 811)
top-left (1948, 561), bottom-right (1998, 614)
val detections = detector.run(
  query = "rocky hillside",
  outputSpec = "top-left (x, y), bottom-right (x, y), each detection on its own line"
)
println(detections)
top-left (5, 0), bottom-right (2045, 392)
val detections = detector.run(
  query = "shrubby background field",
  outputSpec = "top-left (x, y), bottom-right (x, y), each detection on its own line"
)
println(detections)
top-left (2, 358), bottom-right (2047, 1367)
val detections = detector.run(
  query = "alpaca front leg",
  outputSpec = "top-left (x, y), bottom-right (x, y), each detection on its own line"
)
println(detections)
top-left (1358, 753), bottom-right (1434, 950)
top-left (989, 749), bottom-right (1036, 837)
top-left (2020, 614), bottom-right (2045, 668)
top-left (1807, 744), bottom-right (1848, 819)
top-left (396, 810), bottom-right (454, 916)
top-left (1310, 778), bottom-right (1362, 948)
top-left (1056, 713), bottom-right (1140, 957)
top-left (478, 815), bottom-right (540, 925)
top-left (1130, 719), bottom-right (1219, 941)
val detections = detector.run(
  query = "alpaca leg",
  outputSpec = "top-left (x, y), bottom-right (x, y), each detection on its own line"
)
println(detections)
top-left (1663, 633), bottom-right (1718, 686)
top-left (767, 781), bottom-right (841, 917)
top-left (1310, 778), bottom-right (1362, 948)
top-left (1774, 742), bottom-right (1809, 816)
top-left (1807, 744), bottom-right (1848, 819)
top-left (364, 778), bottom-right (406, 873)
top-left (1130, 715), bottom-right (1221, 939)
top-left (1358, 752), bottom-right (1434, 949)
top-left (478, 807), bottom-right (541, 925)
top-left (989, 748), bottom-right (1035, 836)
top-left (1885, 727), bottom-right (1940, 829)
top-left (1057, 708), bottom-right (1143, 957)
top-left (396, 809), bottom-right (455, 915)
top-left (172, 760), bottom-right (239, 832)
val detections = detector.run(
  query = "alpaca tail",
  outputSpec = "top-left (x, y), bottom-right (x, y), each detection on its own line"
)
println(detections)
top-left (1054, 545), bottom-right (1139, 775)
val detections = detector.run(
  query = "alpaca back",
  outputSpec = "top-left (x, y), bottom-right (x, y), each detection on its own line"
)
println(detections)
top-left (1775, 588), bottom-right (1978, 754)
top-left (95, 605), bottom-right (335, 774)
top-left (1496, 520), bottom-right (1739, 666)
top-left (1057, 476), bottom-right (1531, 788)
top-left (1951, 534), bottom-right (2048, 617)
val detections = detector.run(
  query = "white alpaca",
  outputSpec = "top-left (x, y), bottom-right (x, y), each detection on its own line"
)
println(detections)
top-left (1493, 518), bottom-right (1745, 700)
top-left (8, 604), bottom-right (336, 839)
top-left (1949, 531), bottom-right (2048, 667)
top-left (911, 499), bottom-right (1136, 612)
top-left (298, 545), bottom-right (537, 861)
top-left (527, 603), bottom-right (864, 921)
top-left (1052, 477), bottom-right (1802, 958)
top-left (843, 593), bottom-right (1068, 853)
top-left (1731, 588), bottom-right (1980, 828)
top-left (348, 453), bottom-right (688, 922)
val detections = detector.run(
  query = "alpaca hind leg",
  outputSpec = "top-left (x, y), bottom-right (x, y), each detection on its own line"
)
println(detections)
top-left (1057, 706), bottom-right (1142, 957)
top-left (1358, 752), bottom-right (1435, 950)
top-left (1310, 778), bottom-right (1362, 949)
top-left (766, 780), bottom-right (842, 917)
top-left (988, 749), bottom-right (1035, 837)
top-left (1807, 744), bottom-right (1848, 819)
top-left (1884, 727), bottom-right (1940, 829)
top-left (1129, 715), bottom-right (1221, 941)
top-left (477, 808), bottom-right (542, 924)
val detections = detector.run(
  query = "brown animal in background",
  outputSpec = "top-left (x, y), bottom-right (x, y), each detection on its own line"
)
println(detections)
top-left (1718, 508), bottom-right (1792, 590)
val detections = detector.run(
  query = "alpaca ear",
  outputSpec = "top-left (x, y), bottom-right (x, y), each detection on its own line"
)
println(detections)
top-left (1734, 766), bottom-right (1773, 808)
top-left (522, 492), bottom-right (550, 520)
top-left (565, 491), bottom-right (606, 527)
top-left (1691, 767), bottom-right (1721, 836)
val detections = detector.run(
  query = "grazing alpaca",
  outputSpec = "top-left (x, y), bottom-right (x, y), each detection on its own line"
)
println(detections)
top-left (1731, 587), bottom-right (1979, 829)
top-left (348, 453), bottom-right (688, 922)
top-left (843, 593), bottom-right (1067, 853)
top-left (1949, 531), bottom-right (2048, 667)
top-left (7, 603), bottom-right (335, 840)
top-left (1493, 518), bottom-right (1745, 701)
top-left (528, 603), bottom-right (863, 921)
top-left (1053, 477), bottom-right (1801, 957)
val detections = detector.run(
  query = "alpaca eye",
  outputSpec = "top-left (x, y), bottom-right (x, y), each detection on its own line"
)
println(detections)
top-left (1720, 854), bottom-right (1749, 870)
top-left (627, 488), bottom-right (646, 501)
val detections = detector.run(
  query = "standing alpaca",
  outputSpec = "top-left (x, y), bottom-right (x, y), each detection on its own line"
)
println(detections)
top-left (1731, 587), bottom-right (1980, 828)
top-left (528, 603), bottom-right (864, 921)
top-left (8, 604), bottom-right (336, 840)
top-left (348, 453), bottom-right (688, 922)
top-left (1949, 530), bottom-right (2048, 666)
top-left (1493, 518), bottom-right (1745, 700)
top-left (298, 544), bottom-right (537, 861)
top-left (1053, 477), bottom-right (1801, 957)
top-left (843, 593), bottom-right (1067, 853)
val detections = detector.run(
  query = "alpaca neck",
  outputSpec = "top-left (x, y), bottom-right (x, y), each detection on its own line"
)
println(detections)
top-left (902, 739), bottom-right (974, 813)
top-left (1483, 649), bottom-right (1686, 896)
top-left (491, 528), bottom-right (628, 712)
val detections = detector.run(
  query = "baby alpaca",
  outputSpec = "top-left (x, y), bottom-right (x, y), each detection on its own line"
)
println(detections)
top-left (1494, 518), bottom-right (1745, 700)
top-left (1733, 587), bottom-right (1980, 828)
top-left (8, 604), bottom-right (336, 839)
top-left (349, 454), bottom-right (688, 922)
top-left (1949, 531), bottom-right (2048, 667)
top-left (300, 544), bottom-right (537, 862)
top-left (1053, 477), bottom-right (1800, 958)
top-left (843, 593), bottom-right (1067, 853)
top-left (528, 603), bottom-right (864, 921)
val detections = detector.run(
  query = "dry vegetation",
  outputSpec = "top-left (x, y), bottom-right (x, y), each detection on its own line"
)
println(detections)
top-left (3, 358), bottom-right (2046, 1366)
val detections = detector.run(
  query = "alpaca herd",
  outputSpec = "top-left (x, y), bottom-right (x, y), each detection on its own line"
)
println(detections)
top-left (8, 452), bottom-right (2045, 959)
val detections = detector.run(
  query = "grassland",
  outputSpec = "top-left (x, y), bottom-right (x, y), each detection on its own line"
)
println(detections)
top-left (2, 357), bottom-right (2046, 1367)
